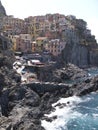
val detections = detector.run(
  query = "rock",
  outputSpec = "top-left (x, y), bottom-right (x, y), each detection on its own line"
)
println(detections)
top-left (13, 73), bottom-right (21, 83)
top-left (1, 68), bottom-right (98, 130)
top-left (36, 63), bottom-right (88, 83)
top-left (70, 75), bottom-right (98, 96)
top-left (52, 63), bottom-right (87, 83)
top-left (28, 108), bottom-right (43, 119)
top-left (1, 37), bottom-right (98, 130)
top-left (0, 1), bottom-right (6, 17)
top-left (61, 37), bottom-right (98, 67)
top-left (0, 73), bottom-right (5, 92)
top-left (90, 50), bottom-right (98, 66)
top-left (23, 88), bottom-right (40, 107)
top-left (84, 78), bottom-right (91, 83)
top-left (62, 41), bottom-right (90, 67)
top-left (0, 90), bottom-right (9, 116)
top-left (43, 115), bottom-right (57, 122)
top-left (0, 57), bottom-right (4, 67)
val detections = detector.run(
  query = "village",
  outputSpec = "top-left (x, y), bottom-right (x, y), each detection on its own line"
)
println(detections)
top-left (13, 51), bottom-right (58, 83)
top-left (0, 12), bottom-right (97, 83)
top-left (0, 13), bottom-right (94, 56)
top-left (1, 1), bottom-right (98, 130)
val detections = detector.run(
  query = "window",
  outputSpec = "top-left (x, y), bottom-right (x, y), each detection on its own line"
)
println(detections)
top-left (25, 36), bottom-right (27, 39)
top-left (18, 47), bottom-right (21, 51)
top-left (33, 44), bottom-right (35, 47)
top-left (18, 43), bottom-right (21, 46)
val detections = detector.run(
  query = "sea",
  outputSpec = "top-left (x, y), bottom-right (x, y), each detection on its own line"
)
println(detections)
top-left (41, 68), bottom-right (98, 130)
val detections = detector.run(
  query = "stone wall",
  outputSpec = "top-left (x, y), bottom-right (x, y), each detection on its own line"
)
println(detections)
top-left (24, 82), bottom-right (70, 95)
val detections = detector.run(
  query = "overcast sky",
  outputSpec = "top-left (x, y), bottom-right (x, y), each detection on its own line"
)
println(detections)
top-left (1, 0), bottom-right (98, 42)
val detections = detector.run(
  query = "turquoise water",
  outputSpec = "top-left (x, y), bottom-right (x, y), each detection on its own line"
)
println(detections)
top-left (42, 92), bottom-right (98, 130)
top-left (67, 93), bottom-right (98, 130)
top-left (41, 68), bottom-right (98, 130)
top-left (87, 68), bottom-right (98, 77)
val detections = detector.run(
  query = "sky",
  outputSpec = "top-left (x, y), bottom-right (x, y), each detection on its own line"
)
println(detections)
top-left (1, 0), bottom-right (98, 42)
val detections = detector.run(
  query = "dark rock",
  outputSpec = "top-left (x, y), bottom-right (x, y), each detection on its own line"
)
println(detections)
top-left (90, 50), bottom-right (98, 66)
top-left (0, 73), bottom-right (5, 92)
top-left (0, 1), bottom-right (6, 17)
top-left (0, 57), bottom-right (5, 67)
top-left (84, 78), bottom-right (91, 83)
top-left (24, 88), bottom-right (40, 107)
top-left (54, 102), bottom-right (62, 107)
top-left (8, 85), bottom-right (26, 101)
top-left (0, 90), bottom-right (9, 116)
top-left (60, 71), bottom-right (70, 80)
top-left (36, 63), bottom-right (87, 83)
top-left (41, 92), bottom-right (50, 101)
top-left (62, 42), bottom-right (90, 67)
top-left (1, 37), bottom-right (98, 130)
top-left (13, 73), bottom-right (21, 83)
top-left (43, 115), bottom-right (57, 122)
top-left (61, 38), bottom-right (98, 67)
top-left (28, 108), bottom-right (42, 119)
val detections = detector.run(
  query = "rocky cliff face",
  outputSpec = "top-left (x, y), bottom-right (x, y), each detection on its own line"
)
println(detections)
top-left (1, 58), bottom-right (98, 129)
top-left (62, 43), bottom-right (92, 67)
top-left (60, 16), bottom-right (98, 68)
top-left (62, 41), bottom-right (90, 68)
top-left (0, 0), bottom-right (6, 17)
top-left (61, 20), bottom-right (98, 68)
top-left (89, 50), bottom-right (98, 66)
top-left (1, 38), bottom-right (98, 129)
top-left (62, 41), bottom-right (98, 67)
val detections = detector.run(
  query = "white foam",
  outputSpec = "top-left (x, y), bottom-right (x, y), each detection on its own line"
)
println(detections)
top-left (52, 95), bottom-right (82, 107)
top-left (42, 107), bottom-right (82, 130)
top-left (93, 114), bottom-right (98, 118)
top-left (41, 96), bottom-right (83, 130)
top-left (41, 92), bottom-right (98, 130)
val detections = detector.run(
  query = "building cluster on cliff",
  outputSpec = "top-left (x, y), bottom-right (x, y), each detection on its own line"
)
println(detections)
top-left (0, 1), bottom-right (97, 57)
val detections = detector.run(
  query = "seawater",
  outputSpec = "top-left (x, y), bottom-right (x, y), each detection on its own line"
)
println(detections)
top-left (41, 92), bottom-right (98, 130)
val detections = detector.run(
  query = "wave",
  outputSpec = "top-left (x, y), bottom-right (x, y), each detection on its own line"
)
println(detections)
top-left (41, 96), bottom-right (82, 130)
top-left (41, 92), bottom-right (98, 130)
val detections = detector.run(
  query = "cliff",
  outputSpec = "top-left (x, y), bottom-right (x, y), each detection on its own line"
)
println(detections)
top-left (61, 17), bottom-right (98, 68)
top-left (62, 41), bottom-right (98, 68)
top-left (0, 60), bottom-right (98, 129)
top-left (0, 0), bottom-right (6, 17)
top-left (1, 36), bottom-right (98, 129)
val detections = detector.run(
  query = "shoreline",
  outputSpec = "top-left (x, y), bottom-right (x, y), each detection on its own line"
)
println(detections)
top-left (1, 55), bottom-right (98, 129)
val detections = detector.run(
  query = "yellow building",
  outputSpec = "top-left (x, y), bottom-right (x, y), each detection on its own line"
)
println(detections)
top-left (32, 41), bottom-right (37, 52)
top-left (36, 37), bottom-right (48, 52)
top-left (8, 35), bottom-right (19, 51)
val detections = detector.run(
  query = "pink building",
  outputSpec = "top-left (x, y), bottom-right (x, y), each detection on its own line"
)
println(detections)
top-left (16, 34), bottom-right (32, 53)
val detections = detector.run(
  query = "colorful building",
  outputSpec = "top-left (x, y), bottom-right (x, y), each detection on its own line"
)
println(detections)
top-left (36, 37), bottom-right (48, 52)
top-left (45, 39), bottom-right (66, 56)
